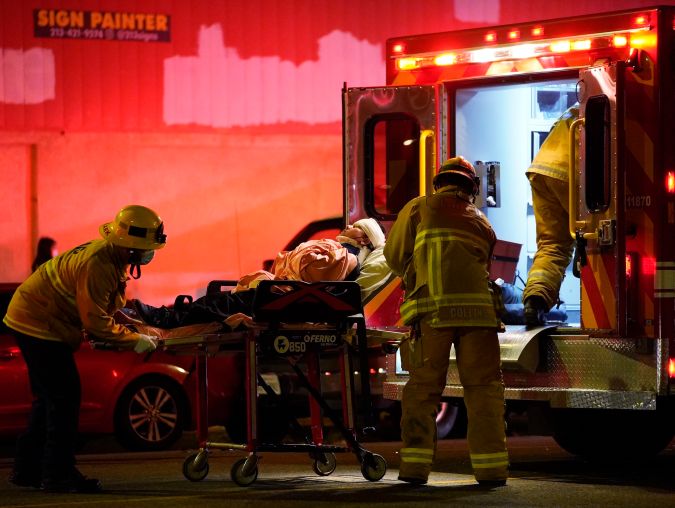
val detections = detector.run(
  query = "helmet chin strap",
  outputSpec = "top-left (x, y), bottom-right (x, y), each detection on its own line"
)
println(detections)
top-left (130, 264), bottom-right (142, 279)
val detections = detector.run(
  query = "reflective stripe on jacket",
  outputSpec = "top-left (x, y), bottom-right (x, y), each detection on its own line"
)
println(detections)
top-left (3, 239), bottom-right (141, 349)
top-left (526, 106), bottom-right (579, 182)
top-left (384, 185), bottom-right (498, 328)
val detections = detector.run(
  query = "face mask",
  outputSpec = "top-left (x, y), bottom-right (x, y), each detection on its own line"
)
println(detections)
top-left (129, 249), bottom-right (155, 266)
top-left (128, 250), bottom-right (155, 280)
top-left (138, 250), bottom-right (155, 265)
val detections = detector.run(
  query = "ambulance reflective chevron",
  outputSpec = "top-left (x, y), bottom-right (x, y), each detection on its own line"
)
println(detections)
top-left (345, 6), bottom-right (675, 459)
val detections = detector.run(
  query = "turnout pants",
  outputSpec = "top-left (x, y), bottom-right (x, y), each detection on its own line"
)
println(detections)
top-left (12, 331), bottom-right (80, 482)
top-left (399, 319), bottom-right (508, 482)
top-left (523, 173), bottom-right (575, 309)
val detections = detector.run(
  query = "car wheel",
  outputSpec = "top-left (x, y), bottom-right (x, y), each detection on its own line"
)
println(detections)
top-left (114, 376), bottom-right (188, 451)
top-left (437, 401), bottom-right (467, 439)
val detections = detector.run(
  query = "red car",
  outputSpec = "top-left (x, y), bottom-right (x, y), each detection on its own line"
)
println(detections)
top-left (0, 282), bottom-right (244, 451)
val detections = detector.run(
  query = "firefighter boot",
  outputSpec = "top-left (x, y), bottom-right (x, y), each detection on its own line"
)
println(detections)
top-left (41, 468), bottom-right (102, 493)
top-left (524, 296), bottom-right (547, 329)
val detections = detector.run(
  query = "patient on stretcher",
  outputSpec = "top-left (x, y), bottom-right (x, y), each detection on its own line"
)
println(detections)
top-left (120, 219), bottom-right (391, 332)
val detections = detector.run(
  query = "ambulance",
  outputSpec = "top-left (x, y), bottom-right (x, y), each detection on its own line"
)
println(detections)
top-left (344, 6), bottom-right (675, 458)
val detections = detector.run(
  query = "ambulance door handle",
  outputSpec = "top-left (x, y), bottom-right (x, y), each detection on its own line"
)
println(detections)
top-left (568, 117), bottom-right (598, 242)
top-left (419, 129), bottom-right (435, 197)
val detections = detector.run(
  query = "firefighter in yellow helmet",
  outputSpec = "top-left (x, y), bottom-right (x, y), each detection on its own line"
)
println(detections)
top-left (384, 156), bottom-right (508, 486)
top-left (3, 205), bottom-right (166, 493)
top-left (523, 106), bottom-right (579, 328)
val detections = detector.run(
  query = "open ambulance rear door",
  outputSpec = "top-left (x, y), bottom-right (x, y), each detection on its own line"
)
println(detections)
top-left (342, 84), bottom-right (439, 331)
top-left (573, 62), bottom-right (625, 335)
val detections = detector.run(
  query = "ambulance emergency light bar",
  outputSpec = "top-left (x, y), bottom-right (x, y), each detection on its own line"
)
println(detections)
top-left (392, 13), bottom-right (653, 71)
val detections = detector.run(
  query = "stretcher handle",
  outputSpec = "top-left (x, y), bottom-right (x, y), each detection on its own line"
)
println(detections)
top-left (88, 338), bottom-right (166, 351)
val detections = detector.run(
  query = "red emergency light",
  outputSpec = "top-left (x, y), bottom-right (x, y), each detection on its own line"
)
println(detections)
top-left (571, 39), bottom-right (592, 51)
top-left (613, 35), bottom-right (628, 47)
top-left (434, 53), bottom-right (457, 66)
top-left (669, 358), bottom-right (675, 378)
top-left (392, 43), bottom-right (406, 54)
top-left (625, 253), bottom-right (633, 279)
top-left (550, 40), bottom-right (571, 53)
top-left (393, 21), bottom-right (651, 72)
top-left (666, 171), bottom-right (675, 193)
top-left (641, 256), bottom-right (656, 276)
top-left (633, 14), bottom-right (649, 27)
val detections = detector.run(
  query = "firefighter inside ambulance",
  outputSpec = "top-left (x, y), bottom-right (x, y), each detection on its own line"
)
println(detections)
top-left (522, 105), bottom-right (579, 329)
top-left (121, 218), bottom-right (389, 332)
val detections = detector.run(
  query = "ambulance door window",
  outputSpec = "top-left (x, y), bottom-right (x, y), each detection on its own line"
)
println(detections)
top-left (364, 114), bottom-right (420, 218)
top-left (584, 95), bottom-right (611, 212)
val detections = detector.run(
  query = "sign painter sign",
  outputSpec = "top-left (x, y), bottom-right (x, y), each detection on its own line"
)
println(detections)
top-left (34, 9), bottom-right (171, 42)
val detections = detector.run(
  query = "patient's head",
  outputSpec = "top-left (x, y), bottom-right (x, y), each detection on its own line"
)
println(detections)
top-left (351, 218), bottom-right (386, 249)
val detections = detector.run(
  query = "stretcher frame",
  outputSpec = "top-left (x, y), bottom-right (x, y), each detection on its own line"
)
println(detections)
top-left (117, 280), bottom-right (388, 486)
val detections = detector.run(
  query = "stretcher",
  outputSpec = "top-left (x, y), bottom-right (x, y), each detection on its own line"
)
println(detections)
top-left (95, 280), bottom-right (388, 486)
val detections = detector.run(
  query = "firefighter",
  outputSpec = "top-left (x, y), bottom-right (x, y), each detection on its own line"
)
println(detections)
top-left (3, 204), bottom-right (166, 493)
top-left (384, 157), bottom-right (508, 486)
top-left (523, 106), bottom-right (579, 328)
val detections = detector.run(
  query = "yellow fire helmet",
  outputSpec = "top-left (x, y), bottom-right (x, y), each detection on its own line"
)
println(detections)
top-left (433, 156), bottom-right (480, 195)
top-left (99, 205), bottom-right (167, 250)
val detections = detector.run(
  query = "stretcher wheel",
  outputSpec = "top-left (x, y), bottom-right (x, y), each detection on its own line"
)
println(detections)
top-left (231, 457), bottom-right (259, 486)
top-left (183, 451), bottom-right (209, 482)
top-left (312, 452), bottom-right (337, 476)
top-left (360, 453), bottom-right (386, 482)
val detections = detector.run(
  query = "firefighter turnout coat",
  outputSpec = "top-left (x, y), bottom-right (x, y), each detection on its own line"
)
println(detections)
top-left (4, 239), bottom-right (143, 350)
top-left (384, 185), bottom-right (498, 329)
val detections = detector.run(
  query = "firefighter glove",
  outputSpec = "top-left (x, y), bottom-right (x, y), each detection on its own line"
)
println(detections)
top-left (134, 334), bottom-right (159, 353)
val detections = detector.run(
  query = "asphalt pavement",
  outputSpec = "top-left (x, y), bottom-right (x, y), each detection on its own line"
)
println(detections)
top-left (1, 432), bottom-right (675, 507)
